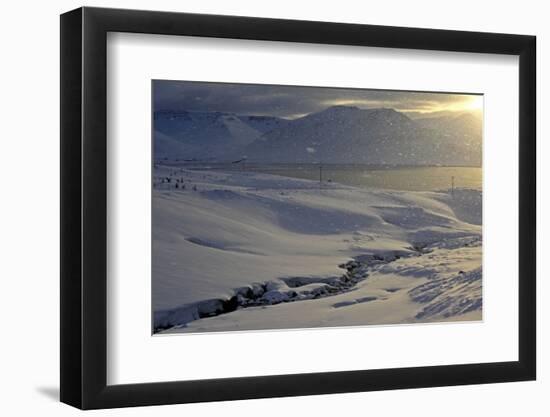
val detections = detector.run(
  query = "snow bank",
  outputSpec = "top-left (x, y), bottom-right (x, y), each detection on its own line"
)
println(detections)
top-left (152, 165), bottom-right (482, 333)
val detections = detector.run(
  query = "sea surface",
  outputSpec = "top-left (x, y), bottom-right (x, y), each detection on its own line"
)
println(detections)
top-left (176, 162), bottom-right (482, 192)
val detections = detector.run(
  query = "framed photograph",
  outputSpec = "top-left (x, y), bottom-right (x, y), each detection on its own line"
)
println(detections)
top-left (60, 6), bottom-right (536, 409)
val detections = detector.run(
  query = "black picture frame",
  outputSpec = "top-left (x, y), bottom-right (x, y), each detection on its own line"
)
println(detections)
top-left (60, 6), bottom-right (536, 410)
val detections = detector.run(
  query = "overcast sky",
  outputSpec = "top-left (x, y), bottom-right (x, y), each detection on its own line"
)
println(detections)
top-left (153, 80), bottom-right (482, 119)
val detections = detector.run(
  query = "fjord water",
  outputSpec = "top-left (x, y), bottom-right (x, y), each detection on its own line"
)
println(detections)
top-left (195, 164), bottom-right (482, 192)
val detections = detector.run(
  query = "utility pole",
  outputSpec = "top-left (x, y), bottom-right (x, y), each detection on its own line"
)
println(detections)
top-left (451, 176), bottom-right (455, 198)
top-left (319, 164), bottom-right (323, 189)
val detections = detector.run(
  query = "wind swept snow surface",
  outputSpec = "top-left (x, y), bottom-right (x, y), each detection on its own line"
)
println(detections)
top-left (152, 166), bottom-right (482, 334)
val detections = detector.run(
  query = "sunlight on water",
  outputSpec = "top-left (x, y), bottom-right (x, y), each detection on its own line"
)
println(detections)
top-left (180, 163), bottom-right (482, 192)
top-left (228, 164), bottom-right (482, 192)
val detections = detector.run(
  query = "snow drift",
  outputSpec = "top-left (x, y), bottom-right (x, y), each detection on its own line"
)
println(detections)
top-left (152, 166), bottom-right (482, 333)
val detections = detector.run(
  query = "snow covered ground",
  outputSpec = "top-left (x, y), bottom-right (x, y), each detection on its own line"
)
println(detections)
top-left (152, 165), bottom-right (482, 334)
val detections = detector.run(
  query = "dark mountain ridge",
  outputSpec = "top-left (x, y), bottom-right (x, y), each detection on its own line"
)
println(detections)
top-left (154, 106), bottom-right (482, 166)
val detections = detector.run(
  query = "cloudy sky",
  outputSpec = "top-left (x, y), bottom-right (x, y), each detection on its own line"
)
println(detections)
top-left (153, 80), bottom-right (482, 120)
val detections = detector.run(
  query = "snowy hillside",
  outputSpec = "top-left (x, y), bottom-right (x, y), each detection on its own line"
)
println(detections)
top-left (152, 165), bottom-right (482, 334)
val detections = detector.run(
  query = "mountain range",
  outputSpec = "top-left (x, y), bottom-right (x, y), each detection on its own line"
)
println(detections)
top-left (154, 106), bottom-right (482, 166)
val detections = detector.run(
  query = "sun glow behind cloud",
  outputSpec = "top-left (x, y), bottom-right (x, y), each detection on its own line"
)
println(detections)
top-left (423, 95), bottom-right (484, 114)
top-left (155, 80), bottom-right (483, 120)
top-left (465, 95), bottom-right (484, 111)
top-left (322, 94), bottom-right (483, 118)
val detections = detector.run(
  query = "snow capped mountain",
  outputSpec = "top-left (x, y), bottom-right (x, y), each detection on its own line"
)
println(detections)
top-left (245, 106), bottom-right (417, 164)
top-left (154, 106), bottom-right (482, 166)
top-left (245, 106), bottom-right (481, 165)
top-left (153, 110), bottom-right (288, 160)
top-left (416, 112), bottom-right (482, 139)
